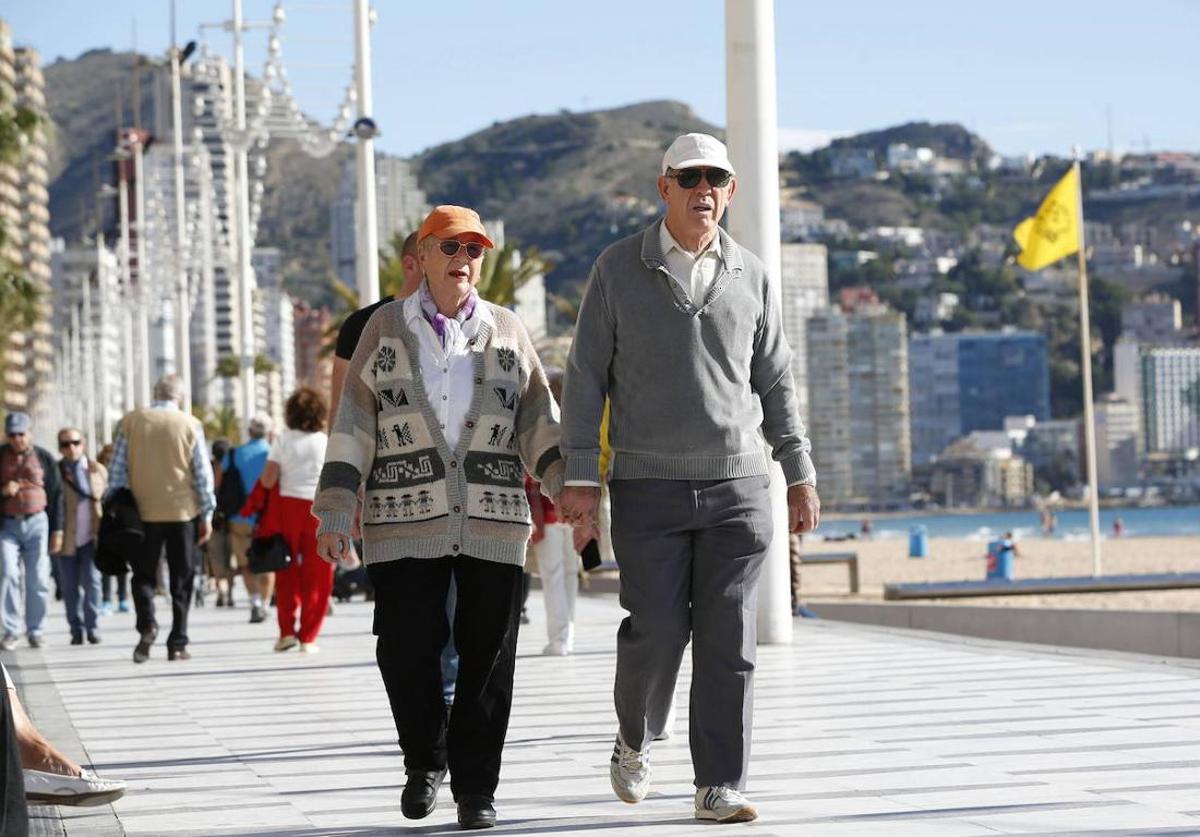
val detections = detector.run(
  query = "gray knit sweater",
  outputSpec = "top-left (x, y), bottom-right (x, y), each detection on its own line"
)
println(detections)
top-left (313, 299), bottom-right (565, 567)
top-left (562, 219), bottom-right (816, 486)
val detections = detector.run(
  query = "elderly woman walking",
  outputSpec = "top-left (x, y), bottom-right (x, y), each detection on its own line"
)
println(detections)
top-left (314, 205), bottom-right (564, 830)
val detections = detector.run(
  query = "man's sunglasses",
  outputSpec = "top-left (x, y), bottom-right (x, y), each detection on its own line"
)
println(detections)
top-left (669, 167), bottom-right (733, 189)
top-left (59, 438), bottom-right (83, 449)
top-left (438, 240), bottom-right (486, 260)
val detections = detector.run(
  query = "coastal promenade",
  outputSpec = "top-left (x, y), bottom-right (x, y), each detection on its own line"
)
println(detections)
top-left (7, 589), bottom-right (1200, 836)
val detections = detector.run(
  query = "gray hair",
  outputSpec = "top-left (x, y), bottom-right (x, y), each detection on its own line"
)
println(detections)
top-left (247, 415), bottom-right (273, 439)
top-left (152, 374), bottom-right (184, 404)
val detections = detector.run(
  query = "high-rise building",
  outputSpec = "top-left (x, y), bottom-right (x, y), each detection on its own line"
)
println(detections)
top-left (1121, 294), bottom-right (1181, 342)
top-left (780, 242), bottom-right (829, 422)
top-left (251, 247), bottom-right (296, 422)
top-left (1094, 394), bottom-right (1140, 488)
top-left (292, 301), bottom-right (332, 403)
top-left (0, 22), bottom-right (53, 421)
top-left (807, 304), bottom-right (910, 503)
top-left (1140, 345), bottom-right (1200, 452)
top-left (909, 330), bottom-right (1050, 465)
top-left (49, 240), bottom-right (125, 443)
top-left (331, 154), bottom-right (429, 289)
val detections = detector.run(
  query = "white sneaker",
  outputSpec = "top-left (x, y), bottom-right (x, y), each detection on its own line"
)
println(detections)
top-left (541, 642), bottom-right (569, 656)
top-left (299, 642), bottom-right (320, 654)
top-left (24, 769), bottom-right (127, 807)
top-left (695, 785), bottom-right (758, 823)
top-left (609, 733), bottom-right (650, 803)
top-left (274, 636), bottom-right (299, 652)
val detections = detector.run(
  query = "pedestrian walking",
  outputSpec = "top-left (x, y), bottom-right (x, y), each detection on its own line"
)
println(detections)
top-left (0, 412), bottom-right (63, 651)
top-left (53, 429), bottom-right (105, 645)
top-left (93, 444), bottom-right (127, 614)
top-left (204, 439), bottom-right (237, 607)
top-left (105, 374), bottom-right (216, 663)
top-left (218, 416), bottom-right (274, 622)
top-left (314, 205), bottom-right (565, 830)
top-left (262, 389), bottom-right (331, 654)
top-left (559, 133), bottom-right (821, 824)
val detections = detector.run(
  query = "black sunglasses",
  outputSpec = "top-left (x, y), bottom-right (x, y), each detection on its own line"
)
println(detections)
top-left (670, 167), bottom-right (732, 189)
top-left (438, 240), bottom-right (486, 260)
top-left (59, 438), bottom-right (83, 449)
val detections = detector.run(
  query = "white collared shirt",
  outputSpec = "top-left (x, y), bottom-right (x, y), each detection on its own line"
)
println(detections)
top-left (660, 222), bottom-right (723, 306)
top-left (403, 292), bottom-right (493, 451)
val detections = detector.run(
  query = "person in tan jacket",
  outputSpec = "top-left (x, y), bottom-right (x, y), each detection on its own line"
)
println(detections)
top-left (53, 429), bottom-right (106, 645)
top-left (104, 375), bottom-right (216, 663)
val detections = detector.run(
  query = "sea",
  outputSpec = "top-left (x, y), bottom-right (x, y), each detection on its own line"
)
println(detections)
top-left (822, 505), bottom-right (1200, 542)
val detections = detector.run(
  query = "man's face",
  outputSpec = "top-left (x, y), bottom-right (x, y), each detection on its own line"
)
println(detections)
top-left (657, 166), bottom-right (736, 245)
top-left (58, 433), bottom-right (85, 463)
top-left (6, 432), bottom-right (31, 454)
top-left (419, 236), bottom-right (485, 301)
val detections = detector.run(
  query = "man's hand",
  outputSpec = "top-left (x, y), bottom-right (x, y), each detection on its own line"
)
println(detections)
top-left (49, 532), bottom-right (63, 555)
top-left (317, 531), bottom-right (359, 568)
top-left (557, 485), bottom-right (600, 527)
top-left (196, 518), bottom-right (212, 546)
top-left (788, 484), bottom-right (821, 534)
top-left (3, 481), bottom-right (18, 498)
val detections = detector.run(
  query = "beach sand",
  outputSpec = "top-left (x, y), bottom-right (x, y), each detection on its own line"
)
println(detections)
top-left (801, 535), bottom-right (1200, 610)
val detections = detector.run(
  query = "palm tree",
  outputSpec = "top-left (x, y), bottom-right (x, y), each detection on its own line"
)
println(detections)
top-left (476, 243), bottom-right (552, 307)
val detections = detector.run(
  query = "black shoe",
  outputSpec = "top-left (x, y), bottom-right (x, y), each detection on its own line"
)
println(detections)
top-left (87, 631), bottom-right (101, 645)
top-left (70, 633), bottom-right (83, 646)
top-left (167, 647), bottom-right (191, 661)
top-left (400, 768), bottom-right (446, 819)
top-left (457, 795), bottom-right (496, 830)
top-left (133, 629), bottom-right (156, 663)
top-left (249, 605), bottom-right (267, 623)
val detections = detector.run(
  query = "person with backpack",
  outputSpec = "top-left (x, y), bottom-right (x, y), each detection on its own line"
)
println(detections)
top-left (217, 416), bottom-right (274, 624)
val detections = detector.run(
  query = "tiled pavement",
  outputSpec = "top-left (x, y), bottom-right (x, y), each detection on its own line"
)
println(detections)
top-left (6, 589), bottom-right (1200, 836)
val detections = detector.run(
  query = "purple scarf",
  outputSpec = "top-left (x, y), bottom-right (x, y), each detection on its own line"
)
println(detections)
top-left (418, 281), bottom-right (478, 347)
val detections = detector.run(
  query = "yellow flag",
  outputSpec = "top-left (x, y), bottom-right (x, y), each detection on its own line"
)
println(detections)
top-left (1013, 166), bottom-right (1081, 271)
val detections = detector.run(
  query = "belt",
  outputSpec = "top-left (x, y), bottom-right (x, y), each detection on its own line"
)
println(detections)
top-left (2, 511), bottom-right (43, 521)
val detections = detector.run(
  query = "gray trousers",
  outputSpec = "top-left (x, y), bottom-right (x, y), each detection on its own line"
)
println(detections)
top-left (610, 476), bottom-right (772, 790)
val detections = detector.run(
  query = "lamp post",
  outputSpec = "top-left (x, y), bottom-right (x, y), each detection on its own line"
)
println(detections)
top-left (725, 0), bottom-right (792, 645)
top-left (352, 0), bottom-right (380, 307)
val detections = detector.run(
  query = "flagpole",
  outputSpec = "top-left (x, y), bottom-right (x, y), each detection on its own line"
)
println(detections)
top-left (1072, 152), bottom-right (1103, 576)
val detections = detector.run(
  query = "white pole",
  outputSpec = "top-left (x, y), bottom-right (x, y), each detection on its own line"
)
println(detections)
top-left (82, 249), bottom-right (96, 442)
top-left (132, 136), bottom-right (152, 406)
top-left (170, 5), bottom-right (192, 410)
top-left (725, 0), bottom-right (792, 645)
top-left (117, 171), bottom-right (136, 413)
top-left (233, 0), bottom-right (258, 422)
top-left (1073, 156), bottom-right (1103, 575)
top-left (353, 0), bottom-right (380, 306)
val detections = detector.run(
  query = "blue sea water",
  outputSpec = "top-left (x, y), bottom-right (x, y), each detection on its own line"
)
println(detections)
top-left (822, 505), bottom-right (1200, 542)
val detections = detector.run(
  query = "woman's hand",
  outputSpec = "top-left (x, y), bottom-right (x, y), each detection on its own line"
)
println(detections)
top-left (317, 532), bottom-right (358, 567)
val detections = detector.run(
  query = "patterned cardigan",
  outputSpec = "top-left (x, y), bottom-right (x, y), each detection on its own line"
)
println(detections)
top-left (313, 299), bottom-right (565, 567)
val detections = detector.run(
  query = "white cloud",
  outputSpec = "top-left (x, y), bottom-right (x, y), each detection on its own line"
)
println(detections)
top-left (777, 127), bottom-right (850, 153)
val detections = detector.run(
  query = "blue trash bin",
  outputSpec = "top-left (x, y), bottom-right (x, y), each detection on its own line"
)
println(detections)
top-left (908, 525), bottom-right (928, 558)
top-left (986, 539), bottom-right (1015, 581)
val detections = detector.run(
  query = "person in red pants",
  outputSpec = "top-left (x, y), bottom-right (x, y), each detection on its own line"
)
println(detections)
top-left (260, 388), bottom-right (333, 653)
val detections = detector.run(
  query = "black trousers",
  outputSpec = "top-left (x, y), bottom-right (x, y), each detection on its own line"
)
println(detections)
top-left (131, 519), bottom-right (199, 650)
top-left (0, 675), bottom-right (27, 837)
top-left (367, 555), bottom-right (522, 801)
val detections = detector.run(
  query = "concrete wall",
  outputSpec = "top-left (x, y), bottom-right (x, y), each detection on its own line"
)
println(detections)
top-left (809, 602), bottom-right (1200, 659)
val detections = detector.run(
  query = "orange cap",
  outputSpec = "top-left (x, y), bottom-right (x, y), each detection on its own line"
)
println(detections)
top-left (417, 205), bottom-right (495, 248)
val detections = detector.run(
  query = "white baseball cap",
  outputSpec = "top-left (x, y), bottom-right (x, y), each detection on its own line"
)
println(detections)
top-left (661, 133), bottom-right (736, 176)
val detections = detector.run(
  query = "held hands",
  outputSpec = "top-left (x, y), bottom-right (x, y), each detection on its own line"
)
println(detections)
top-left (557, 485), bottom-right (601, 528)
top-left (788, 484), bottom-right (821, 534)
top-left (317, 531), bottom-right (361, 569)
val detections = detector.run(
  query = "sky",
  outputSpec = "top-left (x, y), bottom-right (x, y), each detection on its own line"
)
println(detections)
top-left (5, 0), bottom-right (1199, 159)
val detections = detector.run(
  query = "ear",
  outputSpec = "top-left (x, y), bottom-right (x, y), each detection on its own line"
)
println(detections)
top-left (657, 174), bottom-right (670, 203)
top-left (726, 177), bottom-right (737, 204)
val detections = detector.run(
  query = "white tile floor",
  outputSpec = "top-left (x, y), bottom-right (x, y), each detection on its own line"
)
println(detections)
top-left (6, 588), bottom-right (1200, 836)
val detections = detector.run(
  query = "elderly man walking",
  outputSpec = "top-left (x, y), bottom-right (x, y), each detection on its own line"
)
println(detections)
top-left (106, 375), bottom-right (215, 663)
top-left (559, 133), bottom-right (821, 824)
top-left (0, 413), bottom-right (63, 651)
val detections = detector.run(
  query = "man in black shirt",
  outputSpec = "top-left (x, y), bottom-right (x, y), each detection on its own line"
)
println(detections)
top-left (330, 231), bottom-right (422, 427)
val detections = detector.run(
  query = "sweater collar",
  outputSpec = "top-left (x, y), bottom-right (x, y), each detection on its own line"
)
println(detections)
top-left (641, 217), bottom-right (743, 274)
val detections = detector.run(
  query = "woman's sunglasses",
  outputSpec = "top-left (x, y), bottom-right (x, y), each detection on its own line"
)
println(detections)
top-left (438, 240), bottom-right (486, 260)
top-left (669, 167), bottom-right (733, 189)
